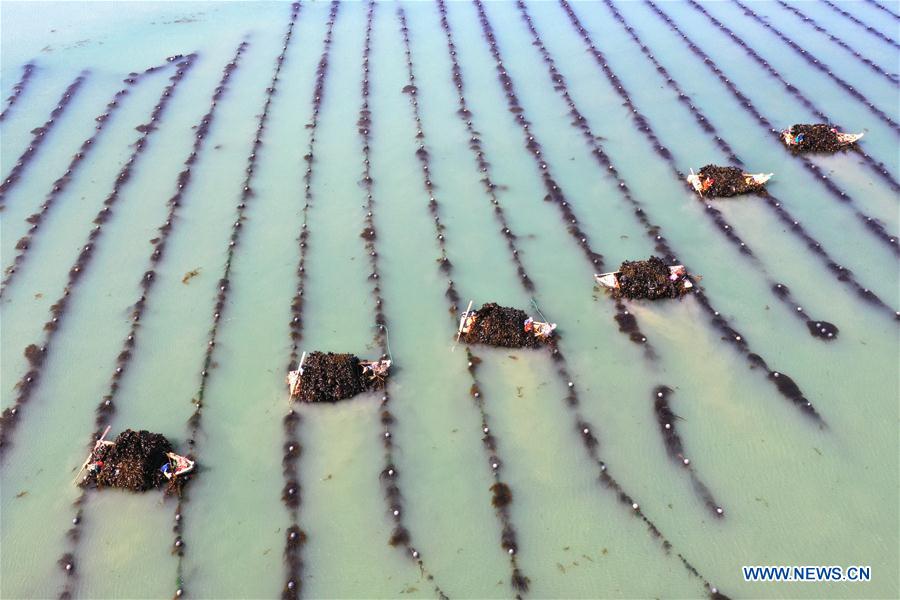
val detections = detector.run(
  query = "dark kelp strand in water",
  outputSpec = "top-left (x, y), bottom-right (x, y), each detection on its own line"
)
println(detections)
top-left (597, 0), bottom-right (898, 322)
top-left (170, 6), bottom-right (300, 599)
top-left (2, 58), bottom-right (179, 296)
top-left (55, 44), bottom-right (245, 599)
top-left (0, 73), bottom-right (87, 203)
top-left (397, 6), bottom-right (527, 592)
top-left (0, 61), bottom-right (37, 122)
top-left (0, 54), bottom-right (198, 461)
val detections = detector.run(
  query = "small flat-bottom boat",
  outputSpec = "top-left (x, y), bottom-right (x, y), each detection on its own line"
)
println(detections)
top-left (457, 301), bottom-right (557, 342)
top-left (286, 351), bottom-right (392, 400)
top-left (594, 265), bottom-right (693, 290)
top-left (781, 127), bottom-right (863, 149)
top-left (687, 170), bottom-right (772, 195)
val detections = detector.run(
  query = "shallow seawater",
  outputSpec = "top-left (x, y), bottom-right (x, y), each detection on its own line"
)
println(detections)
top-left (1, 1), bottom-right (898, 599)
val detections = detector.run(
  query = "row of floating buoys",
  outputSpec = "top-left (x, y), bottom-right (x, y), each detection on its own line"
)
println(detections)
top-left (658, 0), bottom-right (900, 254)
top-left (598, 0), bottom-right (899, 322)
top-left (396, 5), bottom-right (529, 592)
top-left (0, 61), bottom-right (36, 122)
top-left (468, 3), bottom-right (728, 595)
top-left (727, 0), bottom-right (900, 134)
top-left (550, 0), bottom-right (841, 342)
top-left (352, 5), bottom-right (445, 596)
top-left (823, 0), bottom-right (900, 50)
top-left (56, 48), bottom-right (220, 599)
top-left (773, 0), bottom-right (899, 85)
top-left (0, 73), bottom-right (87, 203)
top-left (280, 2), bottom-right (332, 598)
top-left (2, 58), bottom-right (176, 297)
top-left (0, 54), bottom-right (198, 461)
top-left (469, 2), bottom-right (730, 594)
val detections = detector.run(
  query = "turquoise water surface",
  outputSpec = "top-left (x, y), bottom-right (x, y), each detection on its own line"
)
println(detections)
top-left (1, 1), bottom-right (898, 598)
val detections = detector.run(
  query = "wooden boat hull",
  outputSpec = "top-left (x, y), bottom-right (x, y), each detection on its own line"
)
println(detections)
top-left (782, 128), bottom-right (863, 147)
top-left (687, 171), bottom-right (771, 194)
top-left (594, 266), bottom-right (692, 290)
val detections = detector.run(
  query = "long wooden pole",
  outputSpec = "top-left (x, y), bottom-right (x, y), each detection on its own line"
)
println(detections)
top-left (72, 425), bottom-right (111, 484)
top-left (456, 300), bottom-right (474, 342)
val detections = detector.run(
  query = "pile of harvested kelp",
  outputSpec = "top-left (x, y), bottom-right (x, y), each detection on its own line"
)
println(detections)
top-left (297, 352), bottom-right (386, 403)
top-left (460, 303), bottom-right (544, 348)
top-left (784, 124), bottom-right (850, 153)
top-left (80, 429), bottom-right (184, 493)
top-left (697, 164), bottom-right (765, 197)
top-left (613, 256), bottom-right (692, 301)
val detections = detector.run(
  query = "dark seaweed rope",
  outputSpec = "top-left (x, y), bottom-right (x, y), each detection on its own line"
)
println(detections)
top-left (436, 0), bottom-right (725, 519)
top-left (596, 0), bottom-right (900, 323)
top-left (464, 3), bottom-right (729, 595)
top-left (509, 1), bottom-right (727, 515)
top-left (174, 6), bottom-right (301, 600)
top-left (2, 58), bottom-right (176, 297)
top-left (500, 0), bottom-right (824, 424)
top-left (452, 0), bottom-right (727, 589)
top-left (54, 44), bottom-right (247, 600)
top-left (861, 0), bottom-right (900, 21)
top-left (0, 54), bottom-right (198, 459)
top-left (861, 0), bottom-right (900, 22)
top-left (521, 2), bottom-right (839, 343)
top-left (0, 73), bottom-right (87, 205)
top-left (350, 5), bottom-right (446, 597)
top-left (463, 6), bottom-right (663, 358)
top-left (684, 0), bottom-right (900, 202)
top-left (281, 2), bottom-right (338, 598)
top-left (0, 61), bottom-right (37, 122)
top-left (438, 0), bottom-right (726, 527)
top-left (644, 1), bottom-right (900, 256)
top-left (822, 0), bottom-right (900, 50)
top-left (397, 7), bottom-right (530, 594)
top-left (774, 0), bottom-right (898, 84)
top-left (652, 386), bottom-right (723, 517)
top-left (723, 0), bottom-right (900, 134)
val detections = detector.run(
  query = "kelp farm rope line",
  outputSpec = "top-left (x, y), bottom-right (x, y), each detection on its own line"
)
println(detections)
top-left (282, 2), bottom-right (338, 598)
top-left (456, 2), bottom-right (731, 592)
top-left (442, 2), bottom-right (726, 594)
top-left (861, 0), bottom-right (900, 23)
top-left (596, 0), bottom-right (900, 323)
top-left (652, 386), bottom-right (723, 516)
top-left (355, 5), bottom-right (445, 596)
top-left (56, 42), bottom-right (248, 600)
top-left (486, 0), bottom-right (821, 422)
top-left (478, 0), bottom-right (824, 427)
top-left (472, 0), bottom-right (733, 558)
top-left (680, 0), bottom-right (900, 201)
top-left (547, 0), bottom-right (830, 421)
top-left (0, 73), bottom-right (87, 205)
top-left (646, 0), bottom-right (900, 255)
top-left (2, 58), bottom-right (177, 297)
top-left (440, 0), bottom-right (727, 527)
top-left (645, 0), bottom-right (900, 248)
top-left (506, 0), bottom-right (730, 513)
top-left (774, 0), bottom-right (898, 85)
top-left (0, 61), bottom-right (37, 122)
top-left (724, 0), bottom-right (900, 134)
top-left (0, 53), bottom-right (198, 459)
top-left (531, 1), bottom-right (840, 343)
top-left (174, 6), bottom-right (302, 600)
top-left (821, 0), bottom-right (900, 51)
top-left (456, 4), bottom-right (664, 359)
top-left (397, 7), bottom-right (529, 595)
